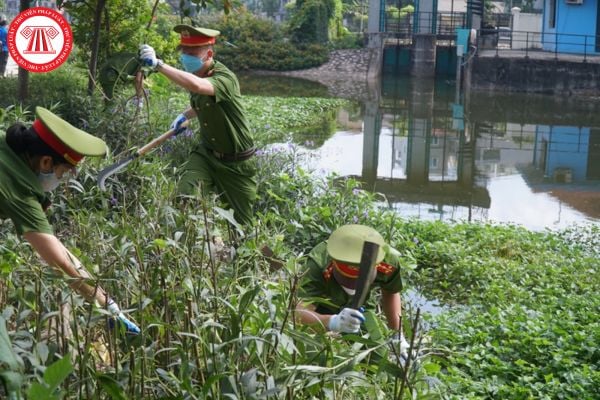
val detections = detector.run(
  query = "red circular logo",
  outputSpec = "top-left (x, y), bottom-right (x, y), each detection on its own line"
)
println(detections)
top-left (7, 7), bottom-right (73, 73)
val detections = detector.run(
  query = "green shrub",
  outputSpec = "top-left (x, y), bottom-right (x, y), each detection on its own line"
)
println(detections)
top-left (0, 65), bottom-right (87, 113)
top-left (288, 0), bottom-right (338, 44)
top-left (218, 40), bottom-right (328, 71)
top-left (330, 31), bottom-right (366, 50)
top-left (216, 11), bottom-right (284, 44)
top-left (191, 10), bottom-right (330, 71)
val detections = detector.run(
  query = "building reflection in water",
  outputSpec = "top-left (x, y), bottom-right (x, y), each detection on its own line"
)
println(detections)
top-left (325, 76), bottom-right (600, 227)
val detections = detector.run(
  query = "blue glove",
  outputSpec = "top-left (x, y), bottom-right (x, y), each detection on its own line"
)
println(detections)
top-left (109, 312), bottom-right (141, 335)
top-left (170, 113), bottom-right (188, 135)
top-left (139, 44), bottom-right (158, 69)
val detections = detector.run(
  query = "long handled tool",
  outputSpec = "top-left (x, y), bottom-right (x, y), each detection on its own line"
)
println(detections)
top-left (351, 241), bottom-right (380, 309)
top-left (97, 120), bottom-right (190, 190)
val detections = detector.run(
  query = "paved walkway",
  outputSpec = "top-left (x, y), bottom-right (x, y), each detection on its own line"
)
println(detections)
top-left (478, 48), bottom-right (600, 63)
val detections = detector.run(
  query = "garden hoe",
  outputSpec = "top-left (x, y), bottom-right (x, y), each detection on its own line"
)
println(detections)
top-left (97, 120), bottom-right (190, 190)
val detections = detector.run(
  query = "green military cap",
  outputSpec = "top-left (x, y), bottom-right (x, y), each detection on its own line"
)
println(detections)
top-left (327, 224), bottom-right (386, 264)
top-left (174, 24), bottom-right (220, 47)
top-left (33, 107), bottom-right (108, 165)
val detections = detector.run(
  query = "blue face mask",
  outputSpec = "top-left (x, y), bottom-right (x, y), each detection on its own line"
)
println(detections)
top-left (180, 54), bottom-right (204, 73)
top-left (37, 169), bottom-right (61, 192)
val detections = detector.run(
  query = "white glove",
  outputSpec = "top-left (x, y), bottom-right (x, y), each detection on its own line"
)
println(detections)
top-left (107, 299), bottom-right (121, 315)
top-left (170, 113), bottom-right (188, 135)
top-left (328, 307), bottom-right (365, 333)
top-left (139, 44), bottom-right (158, 69)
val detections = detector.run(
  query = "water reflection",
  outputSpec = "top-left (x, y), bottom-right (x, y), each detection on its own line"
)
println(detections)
top-left (243, 74), bottom-right (600, 230)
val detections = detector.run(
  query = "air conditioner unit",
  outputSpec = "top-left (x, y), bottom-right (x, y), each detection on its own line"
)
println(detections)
top-left (566, 0), bottom-right (583, 5)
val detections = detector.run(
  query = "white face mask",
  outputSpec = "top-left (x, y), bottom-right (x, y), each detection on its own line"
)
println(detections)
top-left (341, 286), bottom-right (356, 296)
top-left (37, 170), bottom-right (62, 192)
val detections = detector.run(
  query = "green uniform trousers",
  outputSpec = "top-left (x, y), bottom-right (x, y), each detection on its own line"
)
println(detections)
top-left (177, 145), bottom-right (257, 226)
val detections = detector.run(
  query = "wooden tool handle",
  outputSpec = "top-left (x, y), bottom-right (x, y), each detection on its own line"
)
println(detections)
top-left (137, 120), bottom-right (190, 156)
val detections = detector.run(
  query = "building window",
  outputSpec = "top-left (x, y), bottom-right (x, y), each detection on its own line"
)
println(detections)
top-left (549, 0), bottom-right (556, 28)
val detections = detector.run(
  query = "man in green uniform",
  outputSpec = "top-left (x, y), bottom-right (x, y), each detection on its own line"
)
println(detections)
top-left (98, 52), bottom-right (148, 106)
top-left (139, 25), bottom-right (256, 226)
top-left (295, 225), bottom-right (409, 355)
top-left (0, 107), bottom-right (139, 334)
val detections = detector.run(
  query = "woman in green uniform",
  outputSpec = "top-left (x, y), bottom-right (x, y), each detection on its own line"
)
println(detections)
top-left (138, 25), bottom-right (256, 226)
top-left (295, 225), bottom-right (409, 355)
top-left (0, 107), bottom-right (139, 334)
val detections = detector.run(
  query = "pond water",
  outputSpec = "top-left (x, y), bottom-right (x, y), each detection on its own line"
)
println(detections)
top-left (241, 73), bottom-right (600, 232)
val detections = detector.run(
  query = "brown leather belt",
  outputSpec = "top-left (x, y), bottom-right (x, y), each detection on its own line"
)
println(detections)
top-left (211, 147), bottom-right (256, 162)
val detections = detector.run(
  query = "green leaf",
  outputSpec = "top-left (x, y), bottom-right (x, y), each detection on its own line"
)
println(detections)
top-left (26, 382), bottom-right (54, 400)
top-left (0, 371), bottom-right (23, 399)
top-left (43, 356), bottom-right (73, 391)
top-left (423, 362), bottom-right (441, 374)
top-left (214, 206), bottom-right (243, 233)
top-left (0, 317), bottom-right (21, 370)
top-left (152, 238), bottom-right (167, 249)
top-left (98, 374), bottom-right (128, 400)
top-left (239, 285), bottom-right (260, 316)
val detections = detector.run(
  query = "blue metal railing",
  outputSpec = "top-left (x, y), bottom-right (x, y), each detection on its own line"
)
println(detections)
top-left (478, 29), bottom-right (600, 62)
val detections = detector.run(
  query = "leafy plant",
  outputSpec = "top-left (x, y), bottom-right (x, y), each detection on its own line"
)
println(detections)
top-left (0, 316), bottom-right (24, 400)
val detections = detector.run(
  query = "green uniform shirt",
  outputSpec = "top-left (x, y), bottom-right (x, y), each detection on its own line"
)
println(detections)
top-left (299, 242), bottom-right (403, 315)
top-left (0, 133), bottom-right (52, 235)
top-left (190, 61), bottom-right (254, 154)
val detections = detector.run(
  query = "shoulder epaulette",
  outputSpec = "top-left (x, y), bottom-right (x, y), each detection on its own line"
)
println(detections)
top-left (376, 262), bottom-right (397, 275)
top-left (323, 262), bottom-right (334, 281)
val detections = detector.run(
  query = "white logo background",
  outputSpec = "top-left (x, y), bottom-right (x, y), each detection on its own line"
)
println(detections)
top-left (14, 15), bottom-right (65, 64)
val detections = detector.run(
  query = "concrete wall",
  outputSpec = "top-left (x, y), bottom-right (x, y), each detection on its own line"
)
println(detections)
top-left (438, 0), bottom-right (467, 12)
top-left (411, 35), bottom-right (437, 77)
top-left (542, 0), bottom-right (599, 54)
top-left (469, 56), bottom-right (600, 96)
top-left (512, 9), bottom-right (543, 49)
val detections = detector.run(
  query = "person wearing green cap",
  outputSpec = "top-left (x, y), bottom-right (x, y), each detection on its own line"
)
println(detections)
top-left (295, 225), bottom-right (410, 356)
top-left (138, 25), bottom-right (256, 227)
top-left (0, 107), bottom-right (140, 335)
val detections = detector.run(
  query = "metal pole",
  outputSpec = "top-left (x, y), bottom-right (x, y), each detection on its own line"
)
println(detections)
top-left (455, 53), bottom-right (462, 103)
top-left (451, 0), bottom-right (454, 33)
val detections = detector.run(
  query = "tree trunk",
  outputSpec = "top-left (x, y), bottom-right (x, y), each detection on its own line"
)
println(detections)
top-left (87, 0), bottom-right (107, 95)
top-left (17, 0), bottom-right (31, 103)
